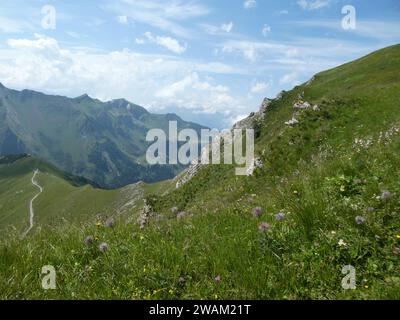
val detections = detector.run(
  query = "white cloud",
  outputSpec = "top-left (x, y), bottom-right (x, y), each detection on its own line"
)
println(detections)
top-left (293, 19), bottom-right (400, 40)
top-left (200, 22), bottom-right (235, 35)
top-left (222, 41), bottom-right (288, 62)
top-left (250, 81), bottom-right (271, 93)
top-left (219, 37), bottom-right (375, 68)
top-left (297, 0), bottom-right (331, 10)
top-left (244, 0), bottom-right (257, 9)
top-left (136, 32), bottom-right (187, 54)
top-left (104, 0), bottom-right (210, 38)
top-left (117, 15), bottom-right (128, 24)
top-left (221, 22), bottom-right (234, 33)
top-left (0, 35), bottom-right (246, 122)
top-left (155, 72), bottom-right (239, 114)
top-left (262, 24), bottom-right (271, 37)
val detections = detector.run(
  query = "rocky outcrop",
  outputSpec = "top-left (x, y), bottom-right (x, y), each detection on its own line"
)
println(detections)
top-left (176, 98), bottom-right (272, 188)
top-left (284, 100), bottom-right (319, 126)
top-left (233, 98), bottom-right (272, 130)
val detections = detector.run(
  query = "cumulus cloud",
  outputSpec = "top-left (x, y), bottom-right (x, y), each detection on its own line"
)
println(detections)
top-left (136, 32), bottom-right (187, 54)
top-left (155, 72), bottom-right (240, 114)
top-left (297, 0), bottom-right (331, 10)
top-left (244, 0), bottom-right (257, 9)
top-left (0, 35), bottom-right (247, 124)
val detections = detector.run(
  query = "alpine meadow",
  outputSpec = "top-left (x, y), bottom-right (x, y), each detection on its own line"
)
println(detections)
top-left (0, 0), bottom-right (399, 304)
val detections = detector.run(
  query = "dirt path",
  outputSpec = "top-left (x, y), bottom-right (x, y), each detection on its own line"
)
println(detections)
top-left (21, 170), bottom-right (43, 238)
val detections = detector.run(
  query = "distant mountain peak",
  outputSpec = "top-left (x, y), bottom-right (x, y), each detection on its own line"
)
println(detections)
top-left (74, 93), bottom-right (93, 101)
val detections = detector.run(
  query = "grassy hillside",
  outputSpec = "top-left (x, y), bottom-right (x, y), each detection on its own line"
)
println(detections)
top-left (0, 155), bottom-right (152, 233)
top-left (1, 45), bottom-right (400, 299)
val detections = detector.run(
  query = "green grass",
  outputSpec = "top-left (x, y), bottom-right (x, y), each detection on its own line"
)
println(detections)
top-left (0, 44), bottom-right (400, 299)
top-left (0, 155), bottom-right (147, 233)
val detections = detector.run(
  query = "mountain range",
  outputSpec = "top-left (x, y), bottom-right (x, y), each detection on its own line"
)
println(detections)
top-left (0, 84), bottom-right (206, 188)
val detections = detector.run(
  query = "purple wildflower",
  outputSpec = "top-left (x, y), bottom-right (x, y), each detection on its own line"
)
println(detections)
top-left (105, 217), bottom-right (115, 228)
top-left (275, 212), bottom-right (286, 221)
top-left (214, 275), bottom-right (222, 283)
top-left (99, 242), bottom-right (109, 253)
top-left (355, 216), bottom-right (366, 225)
top-left (380, 191), bottom-right (393, 201)
top-left (258, 222), bottom-right (271, 232)
top-left (84, 235), bottom-right (94, 246)
top-left (252, 207), bottom-right (262, 218)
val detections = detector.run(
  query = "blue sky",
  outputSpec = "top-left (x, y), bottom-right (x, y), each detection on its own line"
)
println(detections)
top-left (0, 0), bottom-right (399, 128)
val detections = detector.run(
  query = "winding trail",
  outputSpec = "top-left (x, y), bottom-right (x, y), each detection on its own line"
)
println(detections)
top-left (21, 169), bottom-right (43, 238)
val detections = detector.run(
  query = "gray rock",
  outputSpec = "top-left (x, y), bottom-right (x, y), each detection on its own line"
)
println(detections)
top-left (293, 101), bottom-right (311, 110)
top-left (285, 118), bottom-right (299, 126)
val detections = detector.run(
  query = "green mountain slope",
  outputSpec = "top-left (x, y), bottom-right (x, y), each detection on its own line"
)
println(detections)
top-left (0, 85), bottom-right (206, 188)
top-left (0, 154), bottom-right (159, 233)
top-left (1, 45), bottom-right (400, 299)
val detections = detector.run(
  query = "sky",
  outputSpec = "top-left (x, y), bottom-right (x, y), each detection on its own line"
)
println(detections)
top-left (0, 0), bottom-right (399, 129)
